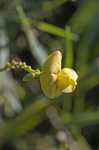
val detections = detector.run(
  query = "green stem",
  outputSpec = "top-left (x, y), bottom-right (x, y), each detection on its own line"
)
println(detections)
top-left (62, 95), bottom-right (72, 113)
top-left (0, 60), bottom-right (41, 79)
top-left (0, 65), bottom-right (8, 72)
top-left (62, 110), bottom-right (99, 126)
top-left (64, 26), bottom-right (73, 68)
top-left (63, 26), bottom-right (73, 114)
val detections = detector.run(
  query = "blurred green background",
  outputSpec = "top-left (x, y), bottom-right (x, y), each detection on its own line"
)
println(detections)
top-left (0, 0), bottom-right (99, 150)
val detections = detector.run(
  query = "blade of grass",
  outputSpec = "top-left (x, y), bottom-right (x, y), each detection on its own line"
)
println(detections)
top-left (11, 98), bottom-right (51, 136)
top-left (28, 19), bottom-right (78, 41)
top-left (62, 94), bottom-right (72, 114)
top-left (73, 62), bottom-right (99, 113)
top-left (64, 26), bottom-right (73, 68)
top-left (62, 26), bottom-right (74, 114)
top-left (62, 110), bottom-right (99, 126)
top-left (76, 14), bottom-right (99, 76)
top-left (70, 0), bottom-right (99, 34)
top-left (0, 98), bottom-right (51, 138)
top-left (16, 5), bottom-right (48, 65)
top-left (43, 0), bottom-right (69, 11)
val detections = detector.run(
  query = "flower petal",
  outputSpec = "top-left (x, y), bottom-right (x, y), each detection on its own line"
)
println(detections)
top-left (40, 72), bottom-right (57, 98)
top-left (62, 68), bottom-right (78, 81)
top-left (42, 50), bottom-right (62, 73)
top-left (56, 68), bottom-right (78, 93)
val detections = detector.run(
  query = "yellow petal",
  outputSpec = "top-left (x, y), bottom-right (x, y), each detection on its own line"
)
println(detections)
top-left (40, 72), bottom-right (57, 99)
top-left (42, 50), bottom-right (62, 73)
top-left (62, 68), bottom-right (78, 81)
top-left (56, 68), bottom-right (78, 93)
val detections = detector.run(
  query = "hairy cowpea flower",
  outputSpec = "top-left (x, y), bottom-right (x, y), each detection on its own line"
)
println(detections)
top-left (40, 50), bottom-right (78, 99)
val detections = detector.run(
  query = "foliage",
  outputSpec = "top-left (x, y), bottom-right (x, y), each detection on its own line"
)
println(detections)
top-left (0, 0), bottom-right (99, 150)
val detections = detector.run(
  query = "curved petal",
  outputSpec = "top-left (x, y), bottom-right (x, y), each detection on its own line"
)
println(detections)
top-left (62, 68), bottom-right (78, 81)
top-left (40, 72), bottom-right (57, 99)
top-left (42, 50), bottom-right (62, 73)
top-left (56, 68), bottom-right (78, 93)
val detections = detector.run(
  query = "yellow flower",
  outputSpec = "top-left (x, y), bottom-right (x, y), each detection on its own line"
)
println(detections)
top-left (40, 50), bottom-right (78, 99)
